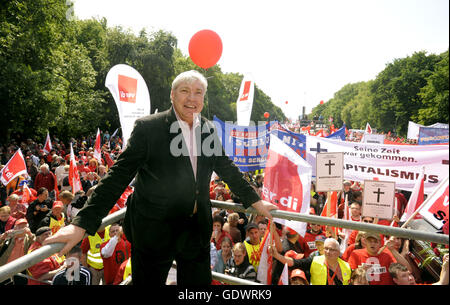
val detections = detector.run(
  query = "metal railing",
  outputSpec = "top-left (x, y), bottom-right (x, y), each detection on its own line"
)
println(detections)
top-left (0, 200), bottom-right (448, 283)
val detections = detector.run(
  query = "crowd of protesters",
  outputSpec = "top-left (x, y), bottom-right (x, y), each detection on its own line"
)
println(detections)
top-left (0, 129), bottom-right (448, 286)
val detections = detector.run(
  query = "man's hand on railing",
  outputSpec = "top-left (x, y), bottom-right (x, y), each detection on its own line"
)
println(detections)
top-left (42, 224), bottom-right (86, 256)
top-left (250, 200), bottom-right (278, 220)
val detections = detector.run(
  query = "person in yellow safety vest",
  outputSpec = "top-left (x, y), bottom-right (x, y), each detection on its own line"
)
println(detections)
top-left (81, 225), bottom-right (110, 285)
top-left (37, 201), bottom-right (65, 235)
top-left (270, 237), bottom-right (352, 285)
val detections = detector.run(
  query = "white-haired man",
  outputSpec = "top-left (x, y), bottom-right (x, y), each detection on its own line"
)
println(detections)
top-left (44, 70), bottom-right (277, 285)
top-left (34, 164), bottom-right (57, 200)
top-left (271, 237), bottom-right (352, 285)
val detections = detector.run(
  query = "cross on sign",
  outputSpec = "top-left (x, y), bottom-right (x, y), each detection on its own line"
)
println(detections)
top-left (325, 160), bottom-right (335, 175)
top-left (373, 188), bottom-right (385, 203)
top-left (310, 142), bottom-right (327, 153)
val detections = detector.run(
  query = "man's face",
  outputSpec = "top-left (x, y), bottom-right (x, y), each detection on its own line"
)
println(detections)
top-left (109, 225), bottom-right (121, 238)
top-left (323, 240), bottom-right (340, 261)
top-left (52, 207), bottom-right (63, 217)
top-left (233, 250), bottom-right (245, 266)
top-left (365, 237), bottom-right (381, 255)
top-left (350, 204), bottom-right (361, 217)
top-left (258, 223), bottom-right (267, 237)
top-left (171, 80), bottom-right (205, 126)
top-left (0, 211), bottom-right (10, 222)
top-left (248, 228), bottom-right (260, 245)
top-left (315, 241), bottom-right (325, 255)
top-left (38, 190), bottom-right (48, 202)
top-left (393, 270), bottom-right (416, 285)
top-left (38, 231), bottom-right (52, 243)
top-left (310, 223), bottom-right (321, 233)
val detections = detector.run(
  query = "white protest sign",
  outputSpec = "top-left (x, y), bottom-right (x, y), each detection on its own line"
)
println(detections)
top-left (363, 134), bottom-right (385, 144)
top-left (316, 152), bottom-right (344, 192)
top-left (363, 180), bottom-right (396, 219)
top-left (305, 135), bottom-right (449, 194)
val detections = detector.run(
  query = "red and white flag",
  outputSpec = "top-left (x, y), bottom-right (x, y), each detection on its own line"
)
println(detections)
top-left (94, 128), bottom-right (102, 163)
top-left (400, 167), bottom-right (425, 222)
top-left (256, 224), bottom-right (273, 285)
top-left (0, 149), bottom-right (27, 186)
top-left (262, 134), bottom-right (311, 236)
top-left (278, 263), bottom-right (289, 285)
top-left (69, 143), bottom-right (83, 194)
top-left (419, 177), bottom-right (449, 230)
top-left (320, 191), bottom-right (338, 218)
top-left (21, 183), bottom-right (32, 208)
top-left (365, 122), bottom-right (372, 134)
top-left (43, 132), bottom-right (52, 154)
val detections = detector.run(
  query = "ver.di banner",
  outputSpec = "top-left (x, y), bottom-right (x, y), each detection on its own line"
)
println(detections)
top-left (305, 135), bottom-right (449, 194)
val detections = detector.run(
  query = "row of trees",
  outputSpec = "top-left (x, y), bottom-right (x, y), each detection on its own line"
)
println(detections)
top-left (0, 0), bottom-right (286, 144)
top-left (311, 50), bottom-right (449, 136)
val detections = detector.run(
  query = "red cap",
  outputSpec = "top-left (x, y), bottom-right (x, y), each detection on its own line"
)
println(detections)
top-left (15, 218), bottom-right (28, 226)
top-left (286, 227), bottom-right (298, 236)
top-left (53, 201), bottom-right (64, 209)
top-left (290, 269), bottom-right (308, 283)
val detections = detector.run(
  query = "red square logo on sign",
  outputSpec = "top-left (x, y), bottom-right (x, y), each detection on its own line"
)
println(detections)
top-left (118, 74), bottom-right (137, 103)
top-left (239, 81), bottom-right (251, 101)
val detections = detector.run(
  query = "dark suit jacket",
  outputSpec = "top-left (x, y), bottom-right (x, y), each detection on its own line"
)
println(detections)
top-left (72, 107), bottom-right (260, 251)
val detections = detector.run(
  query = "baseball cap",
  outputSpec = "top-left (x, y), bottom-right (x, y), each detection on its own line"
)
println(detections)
top-left (35, 226), bottom-right (51, 237)
top-left (315, 235), bottom-right (327, 243)
top-left (15, 218), bottom-right (28, 226)
top-left (245, 223), bottom-right (259, 232)
top-left (290, 269), bottom-right (308, 283)
top-left (363, 232), bottom-right (381, 241)
top-left (343, 180), bottom-right (352, 186)
top-left (52, 201), bottom-right (64, 209)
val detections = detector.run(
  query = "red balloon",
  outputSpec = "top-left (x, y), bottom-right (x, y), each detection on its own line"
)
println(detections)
top-left (320, 100), bottom-right (324, 105)
top-left (285, 101), bottom-right (288, 104)
top-left (188, 30), bottom-right (223, 69)
top-left (264, 112), bottom-right (270, 118)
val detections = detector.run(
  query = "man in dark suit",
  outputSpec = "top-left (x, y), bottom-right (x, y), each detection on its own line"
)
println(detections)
top-left (44, 70), bottom-right (277, 285)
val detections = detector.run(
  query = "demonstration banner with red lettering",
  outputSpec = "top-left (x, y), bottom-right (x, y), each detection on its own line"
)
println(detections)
top-left (262, 135), bottom-right (311, 236)
top-left (305, 135), bottom-right (449, 194)
top-left (236, 74), bottom-right (255, 127)
top-left (419, 177), bottom-right (449, 230)
top-left (0, 149), bottom-right (27, 186)
top-left (105, 64), bottom-right (151, 147)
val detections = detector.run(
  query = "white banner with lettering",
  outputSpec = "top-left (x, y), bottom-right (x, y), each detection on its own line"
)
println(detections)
top-left (305, 135), bottom-right (449, 194)
top-left (105, 64), bottom-right (151, 147)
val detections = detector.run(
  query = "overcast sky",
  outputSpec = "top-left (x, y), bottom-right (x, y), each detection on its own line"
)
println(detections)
top-left (73, 0), bottom-right (449, 120)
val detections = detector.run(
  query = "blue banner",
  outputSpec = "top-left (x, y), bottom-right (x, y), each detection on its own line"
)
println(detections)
top-left (326, 124), bottom-right (346, 141)
top-left (271, 124), bottom-right (307, 159)
top-left (213, 116), bottom-right (271, 172)
top-left (418, 127), bottom-right (449, 145)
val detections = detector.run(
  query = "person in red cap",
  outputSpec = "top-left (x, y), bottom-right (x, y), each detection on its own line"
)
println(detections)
top-left (290, 268), bottom-right (309, 285)
top-left (36, 201), bottom-right (65, 235)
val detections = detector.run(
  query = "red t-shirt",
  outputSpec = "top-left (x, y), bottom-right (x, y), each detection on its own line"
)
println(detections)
top-left (100, 237), bottom-right (131, 285)
top-left (348, 248), bottom-right (397, 285)
top-left (27, 242), bottom-right (61, 285)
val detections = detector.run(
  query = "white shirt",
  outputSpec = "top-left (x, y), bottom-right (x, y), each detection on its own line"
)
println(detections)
top-left (173, 110), bottom-right (200, 180)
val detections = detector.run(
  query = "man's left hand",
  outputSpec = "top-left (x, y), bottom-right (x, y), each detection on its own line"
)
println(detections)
top-left (251, 200), bottom-right (278, 220)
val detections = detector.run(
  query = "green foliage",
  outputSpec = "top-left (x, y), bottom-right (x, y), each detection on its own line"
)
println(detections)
top-left (311, 50), bottom-right (449, 136)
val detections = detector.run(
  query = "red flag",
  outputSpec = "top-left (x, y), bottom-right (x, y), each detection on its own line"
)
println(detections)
top-left (0, 149), bottom-right (27, 186)
top-left (418, 177), bottom-right (449, 229)
top-left (94, 128), bottom-right (102, 163)
top-left (400, 168), bottom-right (425, 222)
top-left (43, 132), bottom-right (52, 154)
top-left (262, 135), bottom-right (312, 236)
top-left (320, 191), bottom-right (338, 218)
top-left (365, 123), bottom-right (372, 134)
top-left (104, 152), bottom-right (115, 169)
top-left (69, 143), bottom-right (83, 194)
